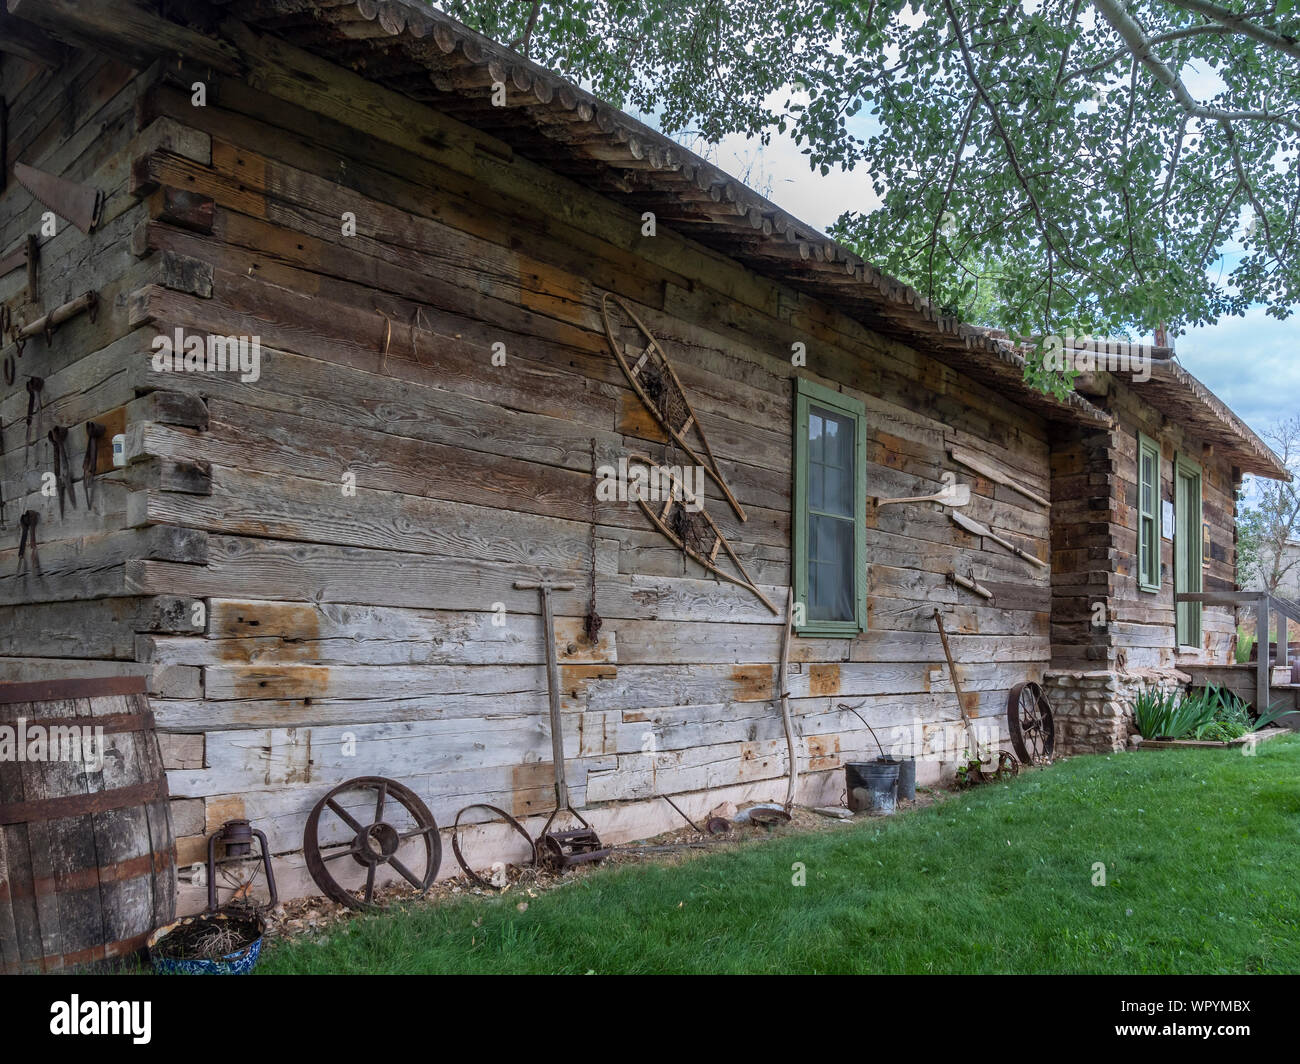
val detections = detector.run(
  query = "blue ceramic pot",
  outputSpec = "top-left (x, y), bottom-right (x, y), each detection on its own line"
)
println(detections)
top-left (149, 912), bottom-right (265, 975)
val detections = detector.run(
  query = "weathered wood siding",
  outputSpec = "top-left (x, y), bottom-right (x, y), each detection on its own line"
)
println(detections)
top-left (1109, 380), bottom-right (1238, 667)
top-left (0, 49), bottom-right (207, 688)
top-left (1049, 376), bottom-right (1238, 671)
top-left (4, 34), bottom-right (1057, 902)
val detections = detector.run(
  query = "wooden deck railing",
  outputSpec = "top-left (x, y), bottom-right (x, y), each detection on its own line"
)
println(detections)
top-left (1174, 590), bottom-right (1300, 711)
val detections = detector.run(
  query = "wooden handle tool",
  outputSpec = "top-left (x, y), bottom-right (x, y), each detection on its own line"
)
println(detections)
top-left (949, 448), bottom-right (1048, 508)
top-left (948, 571), bottom-right (993, 600)
top-left (950, 511), bottom-right (1049, 569)
top-left (875, 483), bottom-right (971, 507)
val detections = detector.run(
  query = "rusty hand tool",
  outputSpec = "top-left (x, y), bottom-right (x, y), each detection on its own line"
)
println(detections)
top-left (514, 578), bottom-right (609, 868)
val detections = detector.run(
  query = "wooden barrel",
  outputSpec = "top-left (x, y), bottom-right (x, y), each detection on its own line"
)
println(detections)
top-left (0, 676), bottom-right (175, 972)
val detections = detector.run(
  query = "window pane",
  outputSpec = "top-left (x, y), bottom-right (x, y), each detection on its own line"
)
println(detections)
top-left (1140, 515), bottom-right (1154, 584)
top-left (1141, 452), bottom-right (1154, 514)
top-left (808, 406), bottom-right (854, 518)
top-left (808, 513), bottom-right (855, 621)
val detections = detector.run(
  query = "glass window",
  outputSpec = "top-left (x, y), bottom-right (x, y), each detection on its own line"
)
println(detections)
top-left (794, 380), bottom-right (866, 636)
top-left (1138, 433), bottom-right (1161, 592)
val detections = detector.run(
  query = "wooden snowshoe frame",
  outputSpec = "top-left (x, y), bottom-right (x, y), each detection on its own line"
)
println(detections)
top-left (625, 452), bottom-right (776, 614)
top-left (601, 292), bottom-right (747, 522)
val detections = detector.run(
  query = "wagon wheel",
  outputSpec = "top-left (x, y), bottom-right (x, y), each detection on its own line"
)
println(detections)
top-left (996, 750), bottom-right (1020, 779)
top-left (303, 776), bottom-right (441, 910)
top-left (1007, 682), bottom-right (1055, 764)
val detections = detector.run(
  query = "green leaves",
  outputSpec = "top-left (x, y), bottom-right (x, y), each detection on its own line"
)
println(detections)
top-left (444, 1), bottom-right (1300, 388)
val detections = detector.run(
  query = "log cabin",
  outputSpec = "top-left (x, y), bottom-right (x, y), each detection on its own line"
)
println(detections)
top-left (0, 0), bottom-right (1289, 911)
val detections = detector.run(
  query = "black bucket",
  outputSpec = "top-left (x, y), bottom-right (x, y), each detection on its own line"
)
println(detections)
top-left (893, 755), bottom-right (917, 801)
top-left (846, 760), bottom-right (899, 815)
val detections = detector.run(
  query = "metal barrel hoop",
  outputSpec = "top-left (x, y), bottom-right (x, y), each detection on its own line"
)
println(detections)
top-left (451, 803), bottom-right (537, 890)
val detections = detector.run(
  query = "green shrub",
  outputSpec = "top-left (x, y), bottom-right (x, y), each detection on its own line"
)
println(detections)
top-left (1251, 699), bottom-right (1300, 732)
top-left (1132, 687), bottom-right (1216, 740)
top-left (1197, 721), bottom-right (1246, 742)
top-left (1188, 684), bottom-right (1250, 740)
top-left (1133, 682), bottom-right (1298, 742)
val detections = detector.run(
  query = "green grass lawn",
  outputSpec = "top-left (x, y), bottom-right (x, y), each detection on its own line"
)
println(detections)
top-left (261, 737), bottom-right (1300, 974)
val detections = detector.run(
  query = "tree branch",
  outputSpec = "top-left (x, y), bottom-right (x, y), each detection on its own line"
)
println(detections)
top-left (1222, 118), bottom-right (1281, 261)
top-left (925, 95), bottom-right (978, 305)
top-left (1091, 0), bottom-right (1300, 136)
top-left (942, 0), bottom-right (1086, 275)
top-left (1161, 0), bottom-right (1300, 62)
top-left (509, 1), bottom-right (542, 57)
top-left (1065, 24), bottom-right (1239, 83)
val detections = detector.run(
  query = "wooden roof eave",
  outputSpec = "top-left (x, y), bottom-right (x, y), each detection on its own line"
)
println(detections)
top-left (10, 0), bottom-right (1110, 427)
top-left (12, 0), bottom-right (1110, 429)
top-left (216, 0), bottom-right (1110, 430)
top-left (1135, 359), bottom-right (1290, 482)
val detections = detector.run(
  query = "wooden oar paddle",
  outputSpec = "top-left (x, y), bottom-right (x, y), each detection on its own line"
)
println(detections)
top-left (950, 511), bottom-right (1049, 569)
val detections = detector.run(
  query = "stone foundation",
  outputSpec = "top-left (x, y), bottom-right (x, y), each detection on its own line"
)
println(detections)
top-left (1043, 669), bottom-right (1188, 755)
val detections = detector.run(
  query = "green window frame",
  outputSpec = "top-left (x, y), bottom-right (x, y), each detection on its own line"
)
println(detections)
top-left (792, 378), bottom-right (866, 638)
top-left (1137, 432), bottom-right (1162, 592)
top-left (1174, 452), bottom-right (1203, 649)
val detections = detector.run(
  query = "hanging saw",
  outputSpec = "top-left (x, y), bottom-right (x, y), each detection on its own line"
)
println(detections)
top-left (13, 163), bottom-right (103, 235)
top-left (950, 511), bottom-right (1048, 569)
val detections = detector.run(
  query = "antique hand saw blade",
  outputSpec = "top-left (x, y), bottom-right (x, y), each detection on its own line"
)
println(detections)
top-left (14, 163), bottom-right (104, 235)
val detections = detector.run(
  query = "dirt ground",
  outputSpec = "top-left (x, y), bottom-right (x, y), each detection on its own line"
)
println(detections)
top-left (256, 788), bottom-right (952, 942)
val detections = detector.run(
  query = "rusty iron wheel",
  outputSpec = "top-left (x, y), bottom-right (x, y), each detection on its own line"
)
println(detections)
top-left (303, 776), bottom-right (441, 910)
top-left (1007, 682), bottom-right (1055, 764)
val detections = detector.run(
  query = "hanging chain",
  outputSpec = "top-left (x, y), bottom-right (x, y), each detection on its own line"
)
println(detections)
top-left (583, 437), bottom-right (602, 644)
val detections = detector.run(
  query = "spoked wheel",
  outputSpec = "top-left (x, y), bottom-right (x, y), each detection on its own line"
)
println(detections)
top-left (1007, 682), bottom-right (1055, 764)
top-left (303, 776), bottom-right (441, 910)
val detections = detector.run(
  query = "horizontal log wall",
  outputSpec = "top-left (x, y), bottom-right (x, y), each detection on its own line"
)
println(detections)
top-left (1048, 375), bottom-right (1238, 673)
top-left (1107, 379), bottom-right (1238, 668)
top-left (4, 30), bottom-right (1059, 902)
top-left (0, 52), bottom-right (207, 681)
